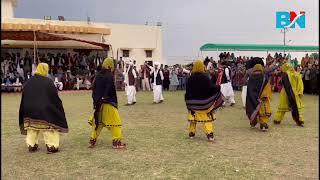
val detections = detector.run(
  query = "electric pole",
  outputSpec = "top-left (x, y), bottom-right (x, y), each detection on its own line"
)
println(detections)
top-left (280, 27), bottom-right (289, 54)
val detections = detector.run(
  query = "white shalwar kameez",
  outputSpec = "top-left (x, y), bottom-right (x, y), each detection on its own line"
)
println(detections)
top-left (220, 67), bottom-right (235, 105)
top-left (241, 85), bottom-right (247, 107)
top-left (54, 77), bottom-right (63, 91)
top-left (124, 63), bottom-right (137, 104)
top-left (149, 63), bottom-right (164, 103)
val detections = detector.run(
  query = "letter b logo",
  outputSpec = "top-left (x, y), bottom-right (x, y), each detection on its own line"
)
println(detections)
top-left (276, 12), bottom-right (291, 28)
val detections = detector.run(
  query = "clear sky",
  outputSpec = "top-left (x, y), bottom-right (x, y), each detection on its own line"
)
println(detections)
top-left (14, 0), bottom-right (319, 64)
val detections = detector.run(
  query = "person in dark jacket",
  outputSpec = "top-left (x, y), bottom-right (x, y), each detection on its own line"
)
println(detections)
top-left (185, 60), bottom-right (224, 142)
top-left (88, 58), bottom-right (126, 149)
top-left (19, 63), bottom-right (68, 154)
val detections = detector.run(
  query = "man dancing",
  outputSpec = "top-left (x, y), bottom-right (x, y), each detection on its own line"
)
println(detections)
top-left (140, 64), bottom-right (151, 91)
top-left (123, 61), bottom-right (137, 105)
top-left (89, 58), bottom-right (126, 149)
top-left (185, 60), bottom-right (224, 141)
top-left (220, 61), bottom-right (235, 106)
top-left (273, 63), bottom-right (304, 127)
top-left (147, 62), bottom-right (164, 104)
top-left (19, 63), bottom-right (68, 153)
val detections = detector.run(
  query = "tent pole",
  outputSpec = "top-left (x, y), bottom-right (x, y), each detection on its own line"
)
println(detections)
top-left (110, 45), bottom-right (113, 58)
top-left (216, 48), bottom-right (218, 62)
top-left (33, 31), bottom-right (36, 64)
top-left (116, 48), bottom-right (119, 60)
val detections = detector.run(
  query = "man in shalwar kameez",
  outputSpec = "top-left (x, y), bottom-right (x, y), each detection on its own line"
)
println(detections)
top-left (245, 59), bottom-right (278, 131)
top-left (219, 62), bottom-right (235, 106)
top-left (123, 61), bottom-right (137, 105)
top-left (148, 62), bottom-right (164, 104)
top-left (19, 63), bottom-right (68, 153)
top-left (273, 63), bottom-right (304, 127)
top-left (89, 58), bottom-right (127, 149)
top-left (185, 60), bottom-right (224, 141)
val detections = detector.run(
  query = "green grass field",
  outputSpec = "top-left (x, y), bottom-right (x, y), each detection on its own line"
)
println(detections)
top-left (1, 91), bottom-right (319, 179)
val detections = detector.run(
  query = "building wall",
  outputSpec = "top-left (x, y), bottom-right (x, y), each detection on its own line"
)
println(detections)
top-left (1, 0), bottom-right (15, 19)
top-left (104, 23), bottom-right (163, 66)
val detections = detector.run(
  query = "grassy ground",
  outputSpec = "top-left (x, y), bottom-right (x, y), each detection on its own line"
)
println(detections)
top-left (1, 91), bottom-right (319, 179)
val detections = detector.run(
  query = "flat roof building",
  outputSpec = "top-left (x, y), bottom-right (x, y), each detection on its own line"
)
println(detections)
top-left (1, 0), bottom-right (164, 66)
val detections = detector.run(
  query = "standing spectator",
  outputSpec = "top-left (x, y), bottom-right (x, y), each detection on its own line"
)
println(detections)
top-left (162, 65), bottom-right (170, 91)
top-left (94, 53), bottom-right (102, 68)
top-left (141, 64), bottom-right (151, 91)
top-left (169, 66), bottom-right (179, 91)
top-left (47, 69), bottom-right (55, 81)
top-left (302, 65), bottom-right (311, 94)
top-left (133, 65), bottom-right (140, 91)
top-left (80, 53), bottom-right (88, 70)
top-left (23, 51), bottom-right (32, 79)
top-left (290, 58), bottom-right (298, 68)
top-left (266, 54), bottom-right (273, 66)
top-left (117, 57), bottom-right (125, 70)
top-left (17, 53), bottom-right (23, 68)
top-left (66, 53), bottom-right (72, 70)
top-left (301, 54), bottom-right (309, 68)
top-left (309, 64), bottom-right (318, 94)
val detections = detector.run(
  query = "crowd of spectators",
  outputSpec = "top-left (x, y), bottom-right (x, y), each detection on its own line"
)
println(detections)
top-left (1, 49), bottom-right (318, 95)
top-left (1, 49), bottom-right (106, 92)
top-left (202, 52), bottom-right (318, 94)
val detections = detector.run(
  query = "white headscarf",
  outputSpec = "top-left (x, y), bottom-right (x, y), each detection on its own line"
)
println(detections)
top-left (154, 62), bottom-right (160, 66)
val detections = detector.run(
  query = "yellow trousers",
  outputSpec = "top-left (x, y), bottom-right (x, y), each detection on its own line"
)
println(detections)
top-left (274, 110), bottom-right (304, 123)
top-left (90, 124), bottom-right (122, 141)
top-left (189, 122), bottom-right (214, 135)
top-left (258, 116), bottom-right (269, 125)
top-left (26, 128), bottom-right (60, 148)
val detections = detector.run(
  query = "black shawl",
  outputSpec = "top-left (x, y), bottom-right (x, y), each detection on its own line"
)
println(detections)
top-left (246, 72), bottom-right (269, 125)
top-left (245, 57), bottom-right (265, 70)
top-left (92, 69), bottom-right (118, 108)
top-left (19, 75), bottom-right (68, 135)
top-left (281, 72), bottom-right (302, 125)
top-left (185, 73), bottom-right (224, 111)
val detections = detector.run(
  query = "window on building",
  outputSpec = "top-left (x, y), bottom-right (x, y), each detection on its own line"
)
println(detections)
top-left (122, 50), bottom-right (130, 57)
top-left (145, 50), bottom-right (153, 58)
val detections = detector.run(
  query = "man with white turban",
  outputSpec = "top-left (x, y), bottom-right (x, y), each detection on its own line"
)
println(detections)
top-left (147, 62), bottom-right (164, 103)
top-left (123, 60), bottom-right (137, 105)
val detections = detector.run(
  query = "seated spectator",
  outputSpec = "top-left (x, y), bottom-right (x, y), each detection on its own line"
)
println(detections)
top-left (5, 75), bottom-right (12, 86)
top-left (61, 70), bottom-right (75, 90)
top-left (54, 76), bottom-right (64, 91)
top-left (13, 76), bottom-right (23, 92)
top-left (75, 75), bottom-right (91, 90)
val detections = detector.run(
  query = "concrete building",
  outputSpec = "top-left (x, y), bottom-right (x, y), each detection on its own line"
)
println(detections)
top-left (1, 0), bottom-right (164, 66)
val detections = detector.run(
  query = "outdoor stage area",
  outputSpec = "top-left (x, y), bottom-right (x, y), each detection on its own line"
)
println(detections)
top-left (1, 91), bottom-right (319, 179)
